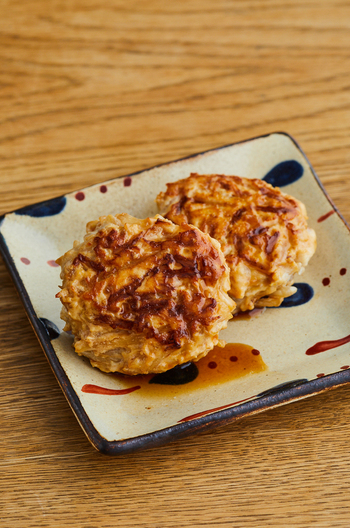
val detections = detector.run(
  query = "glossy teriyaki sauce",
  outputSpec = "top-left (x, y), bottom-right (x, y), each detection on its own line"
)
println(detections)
top-left (189, 343), bottom-right (267, 388)
top-left (82, 343), bottom-right (268, 398)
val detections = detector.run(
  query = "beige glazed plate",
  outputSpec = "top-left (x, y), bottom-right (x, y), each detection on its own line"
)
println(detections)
top-left (1, 132), bottom-right (350, 455)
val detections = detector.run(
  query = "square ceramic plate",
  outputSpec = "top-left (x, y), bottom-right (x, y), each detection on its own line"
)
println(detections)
top-left (1, 132), bottom-right (350, 455)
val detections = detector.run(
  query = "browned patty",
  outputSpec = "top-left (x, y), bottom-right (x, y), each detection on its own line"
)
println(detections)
top-left (157, 173), bottom-right (316, 312)
top-left (56, 214), bottom-right (234, 374)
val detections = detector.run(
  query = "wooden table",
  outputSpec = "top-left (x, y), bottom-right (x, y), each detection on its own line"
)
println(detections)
top-left (1, 1), bottom-right (350, 526)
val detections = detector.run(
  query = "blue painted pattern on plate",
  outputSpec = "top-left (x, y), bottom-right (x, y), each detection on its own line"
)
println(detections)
top-left (263, 160), bottom-right (304, 187)
top-left (15, 196), bottom-right (66, 217)
top-left (279, 283), bottom-right (314, 308)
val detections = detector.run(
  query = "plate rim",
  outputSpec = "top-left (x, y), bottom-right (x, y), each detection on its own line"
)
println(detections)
top-left (1, 130), bottom-right (350, 455)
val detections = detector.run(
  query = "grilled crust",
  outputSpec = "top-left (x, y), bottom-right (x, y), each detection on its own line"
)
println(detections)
top-left (56, 214), bottom-right (235, 375)
top-left (157, 173), bottom-right (317, 312)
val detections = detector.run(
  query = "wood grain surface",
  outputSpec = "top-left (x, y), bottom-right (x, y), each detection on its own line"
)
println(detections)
top-left (1, 1), bottom-right (350, 526)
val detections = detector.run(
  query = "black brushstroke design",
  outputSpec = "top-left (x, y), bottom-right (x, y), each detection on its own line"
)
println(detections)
top-left (257, 379), bottom-right (308, 398)
top-left (149, 362), bottom-right (199, 385)
top-left (263, 160), bottom-right (304, 187)
top-left (39, 318), bottom-right (61, 340)
top-left (280, 283), bottom-right (314, 308)
top-left (15, 196), bottom-right (66, 217)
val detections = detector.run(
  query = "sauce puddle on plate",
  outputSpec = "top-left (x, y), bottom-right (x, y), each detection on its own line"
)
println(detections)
top-left (83, 343), bottom-right (268, 398)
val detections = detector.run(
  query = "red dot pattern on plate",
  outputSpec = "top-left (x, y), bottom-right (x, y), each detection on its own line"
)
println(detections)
top-left (230, 355), bottom-right (238, 362)
top-left (340, 365), bottom-right (349, 370)
top-left (252, 349), bottom-right (260, 356)
top-left (317, 210), bottom-right (335, 223)
top-left (322, 277), bottom-right (330, 286)
top-left (124, 177), bottom-right (132, 187)
top-left (47, 260), bottom-right (59, 267)
top-left (81, 384), bottom-right (140, 395)
top-left (208, 361), bottom-right (217, 369)
top-left (306, 333), bottom-right (350, 355)
top-left (179, 395), bottom-right (255, 423)
top-left (75, 192), bottom-right (85, 201)
top-left (317, 373), bottom-right (325, 378)
top-left (20, 257), bottom-right (30, 265)
top-left (340, 268), bottom-right (347, 276)
top-left (100, 185), bottom-right (107, 193)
